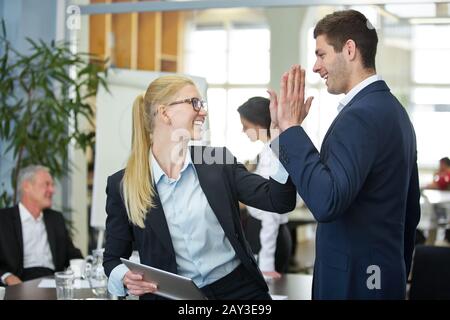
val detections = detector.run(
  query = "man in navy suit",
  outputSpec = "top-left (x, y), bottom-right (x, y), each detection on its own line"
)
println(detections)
top-left (268, 10), bottom-right (420, 299)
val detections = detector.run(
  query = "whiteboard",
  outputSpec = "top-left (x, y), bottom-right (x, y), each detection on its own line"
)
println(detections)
top-left (90, 69), bottom-right (208, 229)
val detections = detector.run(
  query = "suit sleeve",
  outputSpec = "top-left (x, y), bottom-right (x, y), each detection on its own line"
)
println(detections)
top-left (274, 108), bottom-right (378, 222)
top-left (227, 149), bottom-right (297, 214)
top-left (103, 175), bottom-right (133, 277)
top-left (404, 161), bottom-right (421, 276)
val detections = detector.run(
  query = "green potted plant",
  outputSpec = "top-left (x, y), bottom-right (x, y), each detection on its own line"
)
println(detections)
top-left (0, 20), bottom-right (108, 207)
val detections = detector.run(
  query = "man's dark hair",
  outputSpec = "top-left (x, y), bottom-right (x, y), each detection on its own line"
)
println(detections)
top-left (313, 9), bottom-right (378, 70)
top-left (237, 97), bottom-right (271, 138)
top-left (440, 157), bottom-right (450, 167)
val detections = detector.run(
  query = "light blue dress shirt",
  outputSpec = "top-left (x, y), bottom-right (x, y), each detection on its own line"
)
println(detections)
top-left (108, 148), bottom-right (289, 297)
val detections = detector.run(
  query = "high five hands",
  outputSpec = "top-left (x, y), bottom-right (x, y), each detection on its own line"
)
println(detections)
top-left (268, 65), bottom-right (314, 133)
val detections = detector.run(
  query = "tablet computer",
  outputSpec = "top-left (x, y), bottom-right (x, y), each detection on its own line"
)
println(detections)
top-left (120, 258), bottom-right (207, 300)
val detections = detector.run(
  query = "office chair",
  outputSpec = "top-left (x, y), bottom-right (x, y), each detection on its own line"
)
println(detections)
top-left (409, 245), bottom-right (450, 299)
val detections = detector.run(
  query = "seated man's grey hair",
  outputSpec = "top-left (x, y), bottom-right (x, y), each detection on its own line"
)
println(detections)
top-left (17, 165), bottom-right (51, 200)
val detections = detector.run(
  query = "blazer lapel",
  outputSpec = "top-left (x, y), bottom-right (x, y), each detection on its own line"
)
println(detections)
top-left (43, 211), bottom-right (58, 267)
top-left (321, 80), bottom-right (389, 147)
top-left (321, 107), bottom-right (345, 148)
top-left (12, 206), bottom-right (24, 269)
top-left (192, 159), bottom-right (237, 239)
top-left (144, 192), bottom-right (176, 256)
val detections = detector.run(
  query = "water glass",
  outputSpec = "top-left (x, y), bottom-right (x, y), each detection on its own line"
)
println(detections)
top-left (54, 270), bottom-right (74, 300)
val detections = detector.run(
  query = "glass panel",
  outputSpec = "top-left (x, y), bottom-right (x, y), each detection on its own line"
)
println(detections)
top-left (411, 111), bottom-right (450, 166)
top-left (413, 49), bottom-right (450, 84)
top-left (307, 89), bottom-right (341, 149)
top-left (229, 28), bottom-right (270, 84)
top-left (413, 26), bottom-right (450, 49)
top-left (185, 52), bottom-right (227, 84)
top-left (307, 27), bottom-right (321, 85)
top-left (186, 29), bottom-right (226, 52)
top-left (185, 29), bottom-right (227, 84)
top-left (412, 88), bottom-right (450, 105)
top-left (385, 4), bottom-right (436, 18)
top-left (228, 51), bottom-right (270, 84)
top-left (206, 88), bottom-right (227, 147)
top-left (229, 28), bottom-right (270, 51)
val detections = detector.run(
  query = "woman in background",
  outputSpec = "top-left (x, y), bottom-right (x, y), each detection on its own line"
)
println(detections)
top-left (103, 76), bottom-right (296, 300)
top-left (238, 96), bottom-right (293, 278)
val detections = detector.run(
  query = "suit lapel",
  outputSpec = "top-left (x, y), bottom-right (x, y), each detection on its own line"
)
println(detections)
top-left (321, 107), bottom-right (345, 147)
top-left (144, 192), bottom-right (176, 256)
top-left (43, 211), bottom-right (57, 267)
top-left (192, 154), bottom-right (237, 239)
top-left (12, 206), bottom-right (24, 269)
top-left (321, 80), bottom-right (389, 147)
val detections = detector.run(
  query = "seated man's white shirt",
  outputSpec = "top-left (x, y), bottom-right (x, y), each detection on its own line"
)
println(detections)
top-left (19, 202), bottom-right (55, 270)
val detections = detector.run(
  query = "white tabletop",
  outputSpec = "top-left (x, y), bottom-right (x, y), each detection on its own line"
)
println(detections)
top-left (421, 189), bottom-right (450, 205)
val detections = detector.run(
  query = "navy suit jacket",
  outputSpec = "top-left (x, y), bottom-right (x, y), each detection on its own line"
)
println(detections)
top-left (0, 205), bottom-right (83, 281)
top-left (274, 80), bottom-right (420, 299)
top-left (103, 146), bottom-right (296, 300)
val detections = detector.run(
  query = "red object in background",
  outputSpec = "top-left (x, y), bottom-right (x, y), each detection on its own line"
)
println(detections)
top-left (434, 172), bottom-right (450, 190)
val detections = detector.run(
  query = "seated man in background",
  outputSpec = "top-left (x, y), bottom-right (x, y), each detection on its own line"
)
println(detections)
top-left (0, 165), bottom-right (82, 286)
top-left (425, 157), bottom-right (450, 243)
top-left (426, 157), bottom-right (450, 190)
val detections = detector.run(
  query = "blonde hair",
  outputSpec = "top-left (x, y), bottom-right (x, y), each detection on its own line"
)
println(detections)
top-left (122, 75), bottom-right (196, 227)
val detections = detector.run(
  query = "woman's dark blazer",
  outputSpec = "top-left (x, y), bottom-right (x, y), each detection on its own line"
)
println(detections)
top-left (103, 146), bottom-right (296, 299)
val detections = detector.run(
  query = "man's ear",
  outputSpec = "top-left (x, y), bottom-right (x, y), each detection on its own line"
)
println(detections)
top-left (344, 39), bottom-right (357, 61)
top-left (21, 181), bottom-right (31, 195)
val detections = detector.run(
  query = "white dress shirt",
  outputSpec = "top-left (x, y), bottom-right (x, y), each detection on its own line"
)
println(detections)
top-left (337, 74), bottom-right (382, 113)
top-left (246, 143), bottom-right (289, 272)
top-left (19, 202), bottom-right (55, 270)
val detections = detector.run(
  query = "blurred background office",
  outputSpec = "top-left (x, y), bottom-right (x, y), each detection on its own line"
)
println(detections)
top-left (1, 0), bottom-right (450, 297)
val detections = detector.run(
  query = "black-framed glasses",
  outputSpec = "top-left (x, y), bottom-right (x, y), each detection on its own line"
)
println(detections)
top-left (167, 97), bottom-right (208, 112)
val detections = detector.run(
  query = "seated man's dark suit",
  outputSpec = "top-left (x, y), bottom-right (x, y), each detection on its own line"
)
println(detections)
top-left (0, 205), bottom-right (83, 283)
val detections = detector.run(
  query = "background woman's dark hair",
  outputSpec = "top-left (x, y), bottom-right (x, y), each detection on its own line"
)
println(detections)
top-left (440, 157), bottom-right (450, 167)
top-left (237, 96), bottom-right (271, 138)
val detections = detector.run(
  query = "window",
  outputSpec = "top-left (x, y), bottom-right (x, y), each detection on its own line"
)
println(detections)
top-left (410, 25), bottom-right (450, 167)
top-left (305, 27), bottom-right (341, 149)
top-left (185, 23), bottom-right (270, 161)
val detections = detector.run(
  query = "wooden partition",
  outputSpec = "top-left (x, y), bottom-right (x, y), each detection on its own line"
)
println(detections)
top-left (89, 0), bottom-right (184, 72)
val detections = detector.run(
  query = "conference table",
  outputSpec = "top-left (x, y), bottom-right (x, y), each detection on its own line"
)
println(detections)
top-left (4, 273), bottom-right (312, 300)
top-left (4, 277), bottom-right (98, 300)
top-left (267, 273), bottom-right (312, 300)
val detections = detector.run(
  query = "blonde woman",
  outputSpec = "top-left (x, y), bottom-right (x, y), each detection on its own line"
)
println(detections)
top-left (103, 75), bottom-right (296, 300)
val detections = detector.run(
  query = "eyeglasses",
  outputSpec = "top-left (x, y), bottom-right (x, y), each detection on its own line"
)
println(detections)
top-left (167, 97), bottom-right (208, 112)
